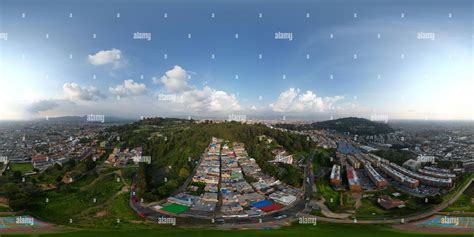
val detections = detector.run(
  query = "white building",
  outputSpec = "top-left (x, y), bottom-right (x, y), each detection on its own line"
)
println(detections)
top-left (269, 191), bottom-right (297, 206)
top-left (0, 156), bottom-right (8, 164)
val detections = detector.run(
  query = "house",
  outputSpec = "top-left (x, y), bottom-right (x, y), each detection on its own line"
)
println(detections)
top-left (403, 159), bottom-right (421, 172)
top-left (202, 192), bottom-right (218, 202)
top-left (167, 193), bottom-right (197, 207)
top-left (377, 195), bottom-right (405, 209)
top-left (269, 191), bottom-right (297, 206)
top-left (0, 156), bottom-right (8, 164)
top-left (330, 164), bottom-right (342, 185)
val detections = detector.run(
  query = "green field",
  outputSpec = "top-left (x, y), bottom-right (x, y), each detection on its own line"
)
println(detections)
top-left (1, 222), bottom-right (471, 237)
top-left (10, 163), bottom-right (34, 172)
top-left (31, 172), bottom-right (125, 226)
top-left (160, 203), bottom-right (189, 214)
top-left (314, 177), bottom-right (341, 211)
top-left (443, 182), bottom-right (474, 213)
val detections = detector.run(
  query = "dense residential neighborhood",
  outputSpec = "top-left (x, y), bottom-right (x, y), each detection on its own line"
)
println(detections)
top-left (156, 138), bottom-right (301, 218)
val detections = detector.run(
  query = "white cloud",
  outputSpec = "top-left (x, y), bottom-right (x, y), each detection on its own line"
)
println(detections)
top-left (109, 79), bottom-right (147, 97)
top-left (157, 65), bottom-right (190, 92)
top-left (63, 83), bottom-right (105, 101)
top-left (26, 99), bottom-right (59, 113)
top-left (179, 86), bottom-right (241, 112)
top-left (88, 48), bottom-right (125, 68)
top-left (270, 88), bottom-right (344, 113)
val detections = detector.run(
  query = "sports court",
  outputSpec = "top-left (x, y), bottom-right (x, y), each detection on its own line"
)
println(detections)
top-left (0, 215), bottom-right (53, 231)
top-left (160, 203), bottom-right (189, 214)
top-left (416, 215), bottom-right (474, 229)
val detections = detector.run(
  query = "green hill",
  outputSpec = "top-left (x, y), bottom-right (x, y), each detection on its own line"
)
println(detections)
top-left (277, 117), bottom-right (394, 135)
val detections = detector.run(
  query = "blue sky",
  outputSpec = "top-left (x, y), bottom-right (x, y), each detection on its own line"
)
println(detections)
top-left (0, 0), bottom-right (472, 121)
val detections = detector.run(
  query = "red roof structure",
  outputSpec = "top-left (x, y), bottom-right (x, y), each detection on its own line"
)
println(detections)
top-left (259, 203), bottom-right (284, 212)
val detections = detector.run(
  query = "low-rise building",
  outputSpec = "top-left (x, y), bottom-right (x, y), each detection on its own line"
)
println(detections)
top-left (269, 191), bottom-right (297, 206)
top-left (346, 165), bottom-right (362, 191)
top-left (377, 195), bottom-right (405, 209)
top-left (330, 164), bottom-right (342, 186)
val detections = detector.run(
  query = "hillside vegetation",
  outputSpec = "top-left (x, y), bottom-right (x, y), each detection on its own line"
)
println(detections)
top-left (107, 118), bottom-right (314, 200)
top-left (276, 117), bottom-right (394, 135)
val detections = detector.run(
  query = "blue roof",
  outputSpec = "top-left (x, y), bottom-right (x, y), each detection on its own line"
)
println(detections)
top-left (337, 141), bottom-right (360, 154)
top-left (251, 200), bottom-right (272, 208)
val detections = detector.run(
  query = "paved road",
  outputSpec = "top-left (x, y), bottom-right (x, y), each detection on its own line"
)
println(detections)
top-left (171, 154), bottom-right (203, 196)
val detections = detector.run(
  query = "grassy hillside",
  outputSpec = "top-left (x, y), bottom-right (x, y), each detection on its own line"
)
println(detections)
top-left (276, 117), bottom-right (394, 135)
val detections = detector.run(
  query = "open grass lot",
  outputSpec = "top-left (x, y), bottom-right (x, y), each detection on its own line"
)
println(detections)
top-left (1, 222), bottom-right (471, 237)
top-left (30, 172), bottom-right (124, 225)
top-left (9, 163), bottom-right (34, 173)
top-left (353, 193), bottom-right (429, 220)
top-left (443, 183), bottom-right (474, 213)
top-left (443, 173), bottom-right (474, 202)
top-left (314, 178), bottom-right (341, 211)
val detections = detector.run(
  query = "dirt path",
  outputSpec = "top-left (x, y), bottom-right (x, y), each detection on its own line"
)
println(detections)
top-left (315, 197), bottom-right (351, 219)
top-left (352, 193), bottom-right (362, 209)
top-left (75, 171), bottom-right (130, 218)
top-left (79, 170), bottom-right (121, 191)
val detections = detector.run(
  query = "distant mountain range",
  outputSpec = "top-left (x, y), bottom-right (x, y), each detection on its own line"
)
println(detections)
top-left (276, 117), bottom-right (395, 135)
top-left (32, 115), bottom-right (137, 123)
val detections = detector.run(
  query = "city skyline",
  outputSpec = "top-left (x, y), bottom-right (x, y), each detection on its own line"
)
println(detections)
top-left (0, 0), bottom-right (473, 121)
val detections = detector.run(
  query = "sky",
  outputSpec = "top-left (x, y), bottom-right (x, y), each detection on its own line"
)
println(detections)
top-left (0, 0), bottom-right (473, 121)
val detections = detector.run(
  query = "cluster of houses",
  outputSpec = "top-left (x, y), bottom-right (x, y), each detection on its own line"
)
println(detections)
top-left (220, 142), bottom-right (264, 217)
top-left (159, 137), bottom-right (301, 218)
top-left (223, 142), bottom-right (301, 216)
top-left (105, 147), bottom-right (147, 166)
top-left (270, 147), bottom-right (294, 165)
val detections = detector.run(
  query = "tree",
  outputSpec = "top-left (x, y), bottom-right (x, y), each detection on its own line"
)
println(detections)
top-left (179, 167), bottom-right (190, 178)
top-left (13, 170), bottom-right (22, 181)
top-left (85, 158), bottom-right (96, 171)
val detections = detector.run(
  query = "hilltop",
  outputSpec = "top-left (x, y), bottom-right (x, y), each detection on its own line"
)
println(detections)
top-left (276, 117), bottom-right (394, 135)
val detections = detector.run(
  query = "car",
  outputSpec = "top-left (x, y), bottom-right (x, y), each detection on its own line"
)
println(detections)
top-left (274, 214), bottom-right (287, 220)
